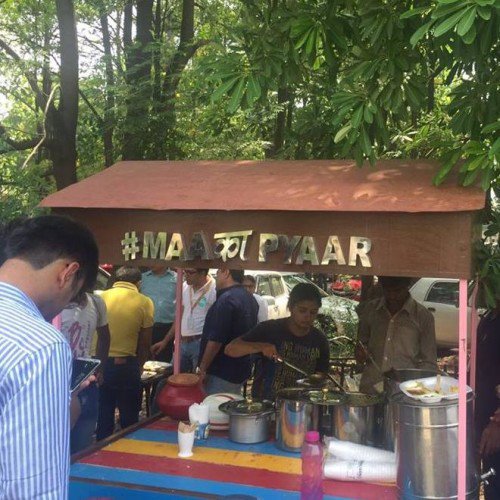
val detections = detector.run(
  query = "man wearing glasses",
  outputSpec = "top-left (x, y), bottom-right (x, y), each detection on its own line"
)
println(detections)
top-left (151, 268), bottom-right (216, 373)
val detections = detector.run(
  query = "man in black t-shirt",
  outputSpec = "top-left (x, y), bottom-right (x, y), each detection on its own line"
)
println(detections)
top-left (225, 283), bottom-right (330, 399)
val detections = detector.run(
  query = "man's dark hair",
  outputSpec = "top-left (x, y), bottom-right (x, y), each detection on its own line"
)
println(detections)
top-left (243, 275), bottom-right (256, 285)
top-left (0, 215), bottom-right (98, 292)
top-left (229, 269), bottom-right (244, 283)
top-left (196, 268), bottom-right (209, 276)
top-left (288, 282), bottom-right (322, 309)
top-left (115, 266), bottom-right (142, 284)
top-left (378, 276), bottom-right (412, 289)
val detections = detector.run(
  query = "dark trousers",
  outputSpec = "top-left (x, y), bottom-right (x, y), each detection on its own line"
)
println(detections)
top-left (151, 322), bottom-right (173, 362)
top-left (96, 357), bottom-right (142, 441)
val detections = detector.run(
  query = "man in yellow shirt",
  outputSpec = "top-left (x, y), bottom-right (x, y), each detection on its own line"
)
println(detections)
top-left (96, 267), bottom-right (154, 440)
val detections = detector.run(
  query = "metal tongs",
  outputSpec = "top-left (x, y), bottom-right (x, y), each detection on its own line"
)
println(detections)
top-left (275, 355), bottom-right (345, 392)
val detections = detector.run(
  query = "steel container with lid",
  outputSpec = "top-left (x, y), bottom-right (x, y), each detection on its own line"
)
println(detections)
top-left (219, 399), bottom-right (274, 444)
top-left (383, 368), bottom-right (440, 450)
top-left (302, 389), bottom-right (347, 439)
top-left (332, 392), bottom-right (385, 446)
top-left (275, 388), bottom-right (313, 452)
top-left (393, 392), bottom-right (479, 499)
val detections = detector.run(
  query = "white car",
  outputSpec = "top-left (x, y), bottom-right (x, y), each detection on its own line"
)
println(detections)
top-left (245, 271), bottom-right (358, 337)
top-left (410, 278), bottom-right (481, 349)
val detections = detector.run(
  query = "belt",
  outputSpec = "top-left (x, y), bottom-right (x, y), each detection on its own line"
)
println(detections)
top-left (181, 335), bottom-right (202, 343)
top-left (108, 356), bottom-right (136, 365)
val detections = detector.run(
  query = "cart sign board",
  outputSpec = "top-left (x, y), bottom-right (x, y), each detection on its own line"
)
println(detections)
top-left (121, 229), bottom-right (372, 268)
top-left (40, 160), bottom-right (485, 279)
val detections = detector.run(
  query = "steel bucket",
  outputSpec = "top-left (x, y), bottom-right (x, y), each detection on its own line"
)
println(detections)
top-left (393, 392), bottom-right (479, 499)
top-left (332, 392), bottom-right (385, 447)
top-left (275, 388), bottom-right (313, 452)
top-left (303, 389), bottom-right (346, 438)
top-left (383, 369), bottom-right (440, 450)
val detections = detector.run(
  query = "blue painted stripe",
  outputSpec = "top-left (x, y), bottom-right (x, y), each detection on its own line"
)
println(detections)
top-left (70, 463), bottom-right (345, 500)
top-left (70, 480), bottom-right (201, 499)
top-left (126, 428), bottom-right (299, 458)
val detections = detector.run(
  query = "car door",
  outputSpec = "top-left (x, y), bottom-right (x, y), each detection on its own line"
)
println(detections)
top-left (255, 275), bottom-right (281, 319)
top-left (269, 275), bottom-right (289, 318)
top-left (420, 280), bottom-right (460, 348)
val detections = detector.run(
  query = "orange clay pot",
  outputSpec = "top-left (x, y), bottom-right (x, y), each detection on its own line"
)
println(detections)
top-left (157, 373), bottom-right (206, 421)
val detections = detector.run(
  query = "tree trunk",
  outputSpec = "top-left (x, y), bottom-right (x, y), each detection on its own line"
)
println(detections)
top-left (100, 10), bottom-right (115, 167)
top-left (155, 0), bottom-right (196, 159)
top-left (122, 0), bottom-right (154, 160)
top-left (267, 85), bottom-right (288, 158)
top-left (53, 0), bottom-right (79, 189)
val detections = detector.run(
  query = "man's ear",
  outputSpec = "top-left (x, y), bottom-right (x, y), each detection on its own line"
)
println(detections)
top-left (58, 261), bottom-right (80, 288)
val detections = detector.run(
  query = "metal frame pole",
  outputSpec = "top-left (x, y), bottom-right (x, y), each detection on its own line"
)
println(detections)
top-left (173, 269), bottom-right (183, 375)
top-left (458, 279), bottom-right (468, 499)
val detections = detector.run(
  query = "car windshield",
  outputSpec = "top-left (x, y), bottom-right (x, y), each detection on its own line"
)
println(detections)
top-left (282, 274), bottom-right (329, 297)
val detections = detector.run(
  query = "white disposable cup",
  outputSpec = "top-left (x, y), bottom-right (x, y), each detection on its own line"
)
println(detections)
top-left (178, 430), bottom-right (195, 458)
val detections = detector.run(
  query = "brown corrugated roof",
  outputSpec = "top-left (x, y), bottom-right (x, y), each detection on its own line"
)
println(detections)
top-left (40, 159), bottom-right (485, 213)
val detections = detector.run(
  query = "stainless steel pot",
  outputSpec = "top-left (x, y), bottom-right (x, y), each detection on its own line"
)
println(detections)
top-left (275, 388), bottom-right (313, 452)
top-left (219, 399), bottom-right (274, 444)
top-left (332, 392), bottom-right (384, 447)
top-left (302, 389), bottom-right (346, 439)
top-left (393, 392), bottom-right (479, 499)
top-left (383, 368), bottom-right (440, 450)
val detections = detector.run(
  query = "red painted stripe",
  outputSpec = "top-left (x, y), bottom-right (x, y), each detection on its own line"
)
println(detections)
top-left (78, 450), bottom-right (397, 499)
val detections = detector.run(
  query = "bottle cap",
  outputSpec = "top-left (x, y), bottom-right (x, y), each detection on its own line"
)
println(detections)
top-left (305, 430), bottom-right (320, 443)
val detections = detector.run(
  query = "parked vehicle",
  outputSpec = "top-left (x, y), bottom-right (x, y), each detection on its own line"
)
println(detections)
top-left (410, 278), bottom-right (481, 349)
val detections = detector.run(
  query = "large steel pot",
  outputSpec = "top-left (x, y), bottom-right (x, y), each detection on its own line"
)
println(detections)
top-left (333, 392), bottom-right (385, 447)
top-left (302, 389), bottom-right (346, 438)
top-left (219, 399), bottom-right (274, 444)
top-left (393, 392), bottom-right (479, 499)
top-left (383, 368), bottom-right (440, 450)
top-left (275, 388), bottom-right (313, 452)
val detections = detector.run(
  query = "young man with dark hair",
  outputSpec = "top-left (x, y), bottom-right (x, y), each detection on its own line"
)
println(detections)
top-left (151, 268), bottom-right (216, 373)
top-left (355, 275), bottom-right (437, 393)
top-left (197, 267), bottom-right (258, 394)
top-left (0, 215), bottom-right (98, 499)
top-left (226, 283), bottom-right (330, 399)
top-left (96, 266), bottom-right (154, 440)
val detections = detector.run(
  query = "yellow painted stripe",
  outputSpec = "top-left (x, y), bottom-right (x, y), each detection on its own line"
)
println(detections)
top-left (105, 439), bottom-right (301, 475)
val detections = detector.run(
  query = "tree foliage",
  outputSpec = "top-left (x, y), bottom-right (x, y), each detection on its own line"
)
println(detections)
top-left (0, 0), bottom-right (498, 223)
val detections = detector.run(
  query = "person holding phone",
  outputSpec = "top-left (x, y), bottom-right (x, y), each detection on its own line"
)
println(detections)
top-left (0, 215), bottom-right (98, 499)
top-left (60, 291), bottom-right (110, 453)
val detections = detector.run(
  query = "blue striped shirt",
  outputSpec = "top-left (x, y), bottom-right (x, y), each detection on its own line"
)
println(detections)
top-left (0, 283), bottom-right (72, 499)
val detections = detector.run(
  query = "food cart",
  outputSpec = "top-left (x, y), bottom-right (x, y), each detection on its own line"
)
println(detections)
top-left (41, 159), bottom-right (485, 499)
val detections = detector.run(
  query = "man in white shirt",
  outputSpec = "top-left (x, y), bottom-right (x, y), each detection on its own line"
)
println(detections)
top-left (243, 275), bottom-right (268, 323)
top-left (151, 268), bottom-right (216, 373)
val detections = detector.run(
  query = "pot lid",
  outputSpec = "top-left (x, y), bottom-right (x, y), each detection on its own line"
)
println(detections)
top-left (219, 398), bottom-right (274, 416)
top-left (345, 392), bottom-right (383, 406)
top-left (303, 390), bottom-right (346, 405)
top-left (167, 373), bottom-right (200, 387)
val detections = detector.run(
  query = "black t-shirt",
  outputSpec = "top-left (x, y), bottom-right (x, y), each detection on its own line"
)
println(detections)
top-left (242, 318), bottom-right (330, 399)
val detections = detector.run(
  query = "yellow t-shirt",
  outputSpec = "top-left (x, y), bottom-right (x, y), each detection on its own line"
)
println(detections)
top-left (101, 281), bottom-right (155, 357)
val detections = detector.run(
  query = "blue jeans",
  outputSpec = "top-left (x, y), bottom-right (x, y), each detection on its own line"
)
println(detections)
top-left (96, 357), bottom-right (142, 441)
top-left (71, 383), bottom-right (99, 454)
top-left (180, 339), bottom-right (201, 373)
top-left (204, 374), bottom-right (242, 395)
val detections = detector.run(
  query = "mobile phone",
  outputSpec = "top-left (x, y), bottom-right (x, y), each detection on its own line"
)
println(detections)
top-left (71, 358), bottom-right (101, 393)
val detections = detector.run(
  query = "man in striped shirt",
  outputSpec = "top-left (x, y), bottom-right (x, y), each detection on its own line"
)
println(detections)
top-left (0, 216), bottom-right (98, 499)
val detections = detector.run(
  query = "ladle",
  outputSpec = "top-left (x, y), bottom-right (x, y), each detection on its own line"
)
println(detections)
top-left (275, 355), bottom-right (345, 392)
